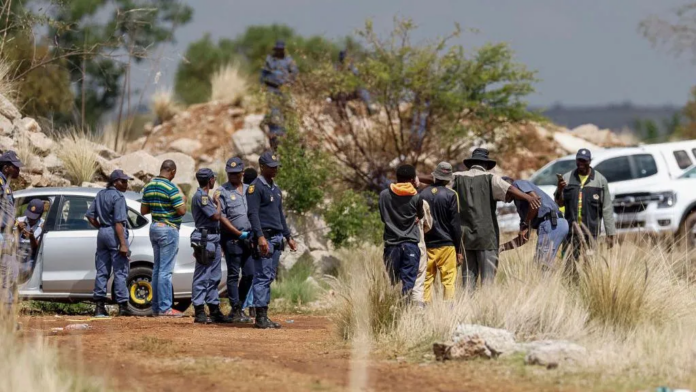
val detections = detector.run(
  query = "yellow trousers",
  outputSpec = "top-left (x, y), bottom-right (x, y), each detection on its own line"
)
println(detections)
top-left (424, 246), bottom-right (457, 302)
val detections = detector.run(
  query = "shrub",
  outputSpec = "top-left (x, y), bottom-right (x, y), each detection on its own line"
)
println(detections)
top-left (210, 63), bottom-right (248, 105)
top-left (323, 190), bottom-right (382, 248)
top-left (150, 89), bottom-right (181, 123)
top-left (271, 253), bottom-right (320, 306)
top-left (0, 59), bottom-right (17, 103)
top-left (55, 127), bottom-right (98, 185)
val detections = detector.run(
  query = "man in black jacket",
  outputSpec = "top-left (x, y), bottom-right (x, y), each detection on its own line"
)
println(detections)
top-left (420, 162), bottom-right (461, 302)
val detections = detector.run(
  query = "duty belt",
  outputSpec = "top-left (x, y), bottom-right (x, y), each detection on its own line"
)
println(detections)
top-left (262, 229), bottom-right (282, 237)
top-left (197, 227), bottom-right (220, 234)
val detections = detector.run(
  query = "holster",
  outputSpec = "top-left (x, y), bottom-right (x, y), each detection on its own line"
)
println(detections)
top-left (550, 213), bottom-right (558, 228)
top-left (192, 229), bottom-right (214, 266)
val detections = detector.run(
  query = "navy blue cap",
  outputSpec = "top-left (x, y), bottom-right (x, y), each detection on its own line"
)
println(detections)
top-left (109, 169), bottom-right (133, 182)
top-left (225, 157), bottom-right (244, 173)
top-left (259, 151), bottom-right (280, 168)
top-left (274, 40), bottom-right (285, 49)
top-left (0, 150), bottom-right (23, 168)
top-left (576, 149), bottom-right (592, 161)
top-left (25, 199), bottom-right (45, 220)
top-left (196, 168), bottom-right (216, 181)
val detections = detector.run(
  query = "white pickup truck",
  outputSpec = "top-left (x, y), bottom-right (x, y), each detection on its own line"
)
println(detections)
top-left (499, 141), bottom-right (696, 235)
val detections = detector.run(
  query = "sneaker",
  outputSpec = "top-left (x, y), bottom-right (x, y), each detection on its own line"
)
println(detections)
top-left (158, 309), bottom-right (184, 318)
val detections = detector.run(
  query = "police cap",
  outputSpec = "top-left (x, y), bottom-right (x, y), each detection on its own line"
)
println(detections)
top-left (0, 150), bottom-right (23, 168)
top-left (259, 151), bottom-right (280, 168)
top-left (25, 199), bottom-right (45, 220)
top-left (196, 168), bottom-right (216, 181)
top-left (225, 157), bottom-right (244, 173)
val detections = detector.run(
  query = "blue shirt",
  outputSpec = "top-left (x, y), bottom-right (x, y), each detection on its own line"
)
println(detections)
top-left (0, 172), bottom-right (14, 230)
top-left (246, 175), bottom-right (290, 239)
top-left (191, 188), bottom-right (219, 230)
top-left (512, 180), bottom-right (560, 229)
top-left (217, 182), bottom-right (251, 233)
top-left (85, 187), bottom-right (128, 229)
top-left (260, 55), bottom-right (298, 88)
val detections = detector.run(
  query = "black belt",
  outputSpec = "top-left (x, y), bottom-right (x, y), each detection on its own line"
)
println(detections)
top-left (197, 228), bottom-right (220, 234)
top-left (262, 229), bottom-right (282, 237)
top-left (543, 212), bottom-right (563, 221)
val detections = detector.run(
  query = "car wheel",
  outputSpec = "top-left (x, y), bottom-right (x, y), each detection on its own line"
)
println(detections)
top-left (172, 299), bottom-right (192, 312)
top-left (127, 266), bottom-right (154, 316)
top-left (679, 211), bottom-right (696, 251)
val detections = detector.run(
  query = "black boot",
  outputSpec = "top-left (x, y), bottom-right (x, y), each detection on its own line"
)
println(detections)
top-left (118, 302), bottom-right (133, 317)
top-left (209, 304), bottom-right (232, 323)
top-left (194, 305), bottom-right (209, 324)
top-left (229, 304), bottom-right (251, 324)
top-left (94, 301), bottom-right (108, 318)
top-left (247, 307), bottom-right (256, 318)
top-left (254, 307), bottom-right (281, 329)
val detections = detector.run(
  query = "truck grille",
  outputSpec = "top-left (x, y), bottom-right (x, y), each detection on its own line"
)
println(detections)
top-left (613, 192), bottom-right (653, 214)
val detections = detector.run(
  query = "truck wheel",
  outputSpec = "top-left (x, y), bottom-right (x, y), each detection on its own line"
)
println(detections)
top-left (678, 212), bottom-right (696, 250)
top-left (126, 266), bottom-right (154, 316)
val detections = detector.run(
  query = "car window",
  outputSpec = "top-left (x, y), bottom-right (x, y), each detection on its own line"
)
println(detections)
top-left (56, 196), bottom-right (95, 231)
top-left (595, 156), bottom-right (632, 183)
top-left (531, 160), bottom-right (577, 186)
top-left (680, 165), bottom-right (696, 179)
top-left (673, 150), bottom-right (692, 170)
top-left (632, 154), bottom-right (658, 179)
top-left (14, 197), bottom-right (54, 220)
top-left (128, 209), bottom-right (148, 229)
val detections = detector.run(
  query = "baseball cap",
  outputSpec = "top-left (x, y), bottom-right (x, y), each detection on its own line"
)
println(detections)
top-left (576, 149), bottom-right (592, 161)
top-left (0, 150), bottom-right (23, 168)
top-left (259, 151), bottom-right (280, 168)
top-left (196, 168), bottom-right (216, 182)
top-left (225, 157), bottom-right (244, 173)
top-left (25, 199), bottom-right (45, 220)
top-left (109, 169), bottom-right (133, 183)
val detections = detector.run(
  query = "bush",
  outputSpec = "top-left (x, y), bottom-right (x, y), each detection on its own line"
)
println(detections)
top-left (271, 253), bottom-right (320, 306)
top-left (210, 63), bottom-right (249, 105)
top-left (55, 128), bottom-right (98, 185)
top-left (21, 301), bottom-right (94, 316)
top-left (323, 190), bottom-right (382, 248)
top-left (150, 89), bottom-right (181, 123)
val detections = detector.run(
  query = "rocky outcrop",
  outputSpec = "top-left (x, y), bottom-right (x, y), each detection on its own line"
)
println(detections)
top-left (110, 151), bottom-right (161, 184)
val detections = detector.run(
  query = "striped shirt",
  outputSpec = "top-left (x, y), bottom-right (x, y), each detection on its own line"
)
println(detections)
top-left (141, 177), bottom-right (184, 229)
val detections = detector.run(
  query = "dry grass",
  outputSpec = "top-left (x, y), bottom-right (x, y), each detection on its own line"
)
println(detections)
top-left (0, 59), bottom-right (17, 103)
top-left (331, 240), bottom-right (696, 386)
top-left (210, 63), bottom-right (248, 105)
top-left (55, 127), bottom-right (98, 185)
top-left (14, 134), bottom-right (37, 170)
top-left (150, 89), bottom-right (181, 123)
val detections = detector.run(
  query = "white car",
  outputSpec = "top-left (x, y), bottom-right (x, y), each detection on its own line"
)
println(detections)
top-left (15, 187), bottom-right (227, 316)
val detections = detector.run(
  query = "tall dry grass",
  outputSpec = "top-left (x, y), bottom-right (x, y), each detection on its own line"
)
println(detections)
top-left (54, 127), bottom-right (98, 185)
top-left (210, 63), bottom-right (248, 105)
top-left (0, 60), bottom-right (17, 103)
top-left (332, 240), bottom-right (696, 385)
top-left (150, 89), bottom-right (180, 123)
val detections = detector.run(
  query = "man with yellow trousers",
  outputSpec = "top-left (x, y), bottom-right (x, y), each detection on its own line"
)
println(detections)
top-left (420, 162), bottom-right (462, 302)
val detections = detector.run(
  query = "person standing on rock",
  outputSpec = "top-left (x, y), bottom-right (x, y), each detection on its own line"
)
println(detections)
top-left (260, 40), bottom-right (298, 150)
top-left (453, 149), bottom-right (541, 289)
top-left (247, 151), bottom-right (297, 329)
top-left (215, 157), bottom-right (254, 323)
top-left (85, 170), bottom-right (134, 317)
top-left (190, 169), bottom-right (231, 324)
top-left (420, 162), bottom-right (462, 302)
top-left (140, 160), bottom-right (187, 317)
top-left (0, 151), bottom-right (23, 313)
top-left (378, 164), bottom-right (425, 299)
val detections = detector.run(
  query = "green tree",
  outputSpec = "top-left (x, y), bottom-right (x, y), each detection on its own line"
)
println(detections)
top-left (322, 190), bottom-right (382, 248)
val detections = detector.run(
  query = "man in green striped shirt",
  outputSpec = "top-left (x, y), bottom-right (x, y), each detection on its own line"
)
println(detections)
top-left (141, 160), bottom-right (187, 317)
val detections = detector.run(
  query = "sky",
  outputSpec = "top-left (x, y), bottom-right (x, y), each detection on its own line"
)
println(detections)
top-left (140, 0), bottom-right (696, 108)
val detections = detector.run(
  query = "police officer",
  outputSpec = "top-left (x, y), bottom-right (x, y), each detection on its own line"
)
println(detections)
top-left (15, 199), bottom-right (45, 285)
top-left (191, 168), bottom-right (231, 324)
top-left (0, 150), bottom-right (23, 311)
top-left (215, 157), bottom-right (254, 323)
top-left (247, 151), bottom-right (297, 329)
top-left (260, 40), bottom-right (298, 150)
top-left (85, 170), bottom-right (133, 317)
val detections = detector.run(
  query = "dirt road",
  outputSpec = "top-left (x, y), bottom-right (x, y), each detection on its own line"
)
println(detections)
top-left (19, 315), bottom-right (582, 392)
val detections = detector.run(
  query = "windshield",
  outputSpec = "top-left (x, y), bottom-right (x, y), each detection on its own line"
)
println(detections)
top-left (531, 159), bottom-right (576, 186)
top-left (679, 165), bottom-right (696, 179)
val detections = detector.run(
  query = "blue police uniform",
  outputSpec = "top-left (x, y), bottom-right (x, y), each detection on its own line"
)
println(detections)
top-left (1, 151), bottom-right (23, 308)
top-left (217, 157), bottom-right (255, 311)
top-left (260, 41), bottom-right (298, 145)
top-left (191, 183), bottom-right (222, 308)
top-left (85, 184), bottom-right (130, 305)
top-left (247, 153), bottom-right (291, 312)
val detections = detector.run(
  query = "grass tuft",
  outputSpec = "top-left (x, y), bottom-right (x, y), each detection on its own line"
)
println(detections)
top-left (55, 127), bottom-right (98, 185)
top-left (271, 253), bottom-right (321, 307)
top-left (210, 63), bottom-right (248, 105)
top-left (150, 89), bottom-right (181, 123)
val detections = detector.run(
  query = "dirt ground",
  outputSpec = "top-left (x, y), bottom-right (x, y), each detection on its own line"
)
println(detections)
top-left (18, 315), bottom-right (592, 392)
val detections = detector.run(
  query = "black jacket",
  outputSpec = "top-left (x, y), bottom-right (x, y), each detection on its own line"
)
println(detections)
top-left (420, 185), bottom-right (462, 254)
top-left (556, 168), bottom-right (616, 238)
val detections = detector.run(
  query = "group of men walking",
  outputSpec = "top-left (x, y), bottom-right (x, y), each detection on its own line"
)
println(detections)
top-left (379, 147), bottom-right (616, 303)
top-left (85, 151), bottom-right (295, 329)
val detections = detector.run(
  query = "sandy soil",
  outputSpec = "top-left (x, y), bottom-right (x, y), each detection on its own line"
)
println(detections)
top-left (18, 314), bottom-right (583, 392)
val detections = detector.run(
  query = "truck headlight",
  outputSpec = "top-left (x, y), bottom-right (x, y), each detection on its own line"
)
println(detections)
top-left (657, 192), bottom-right (676, 209)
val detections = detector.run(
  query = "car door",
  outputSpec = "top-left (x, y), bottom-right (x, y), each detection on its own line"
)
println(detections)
top-left (40, 195), bottom-right (98, 294)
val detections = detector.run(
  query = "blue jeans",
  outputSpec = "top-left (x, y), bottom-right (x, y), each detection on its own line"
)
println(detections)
top-left (93, 228), bottom-right (129, 303)
top-left (535, 218), bottom-right (569, 267)
top-left (252, 234), bottom-right (283, 308)
top-left (383, 242), bottom-right (420, 296)
top-left (222, 238), bottom-right (255, 307)
top-left (150, 224), bottom-right (179, 314)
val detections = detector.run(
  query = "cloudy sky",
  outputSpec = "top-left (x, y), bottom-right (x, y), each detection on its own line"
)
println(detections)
top-left (142, 0), bottom-right (696, 107)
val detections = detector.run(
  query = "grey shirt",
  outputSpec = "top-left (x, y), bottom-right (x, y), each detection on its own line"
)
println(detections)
top-left (217, 182), bottom-right (251, 232)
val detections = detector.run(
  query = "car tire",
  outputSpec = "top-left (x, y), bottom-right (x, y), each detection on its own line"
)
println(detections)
top-left (172, 299), bottom-right (192, 313)
top-left (126, 266), bottom-right (154, 317)
top-left (678, 211), bottom-right (696, 251)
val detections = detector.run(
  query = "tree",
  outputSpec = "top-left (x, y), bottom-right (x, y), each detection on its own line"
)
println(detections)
top-left (675, 87), bottom-right (696, 139)
top-left (640, 3), bottom-right (696, 60)
top-left (295, 18), bottom-right (540, 192)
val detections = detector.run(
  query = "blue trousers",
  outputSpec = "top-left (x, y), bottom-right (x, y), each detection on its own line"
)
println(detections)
top-left (535, 218), bottom-right (569, 267)
top-left (192, 241), bottom-right (222, 306)
top-left (149, 224), bottom-right (179, 314)
top-left (383, 242), bottom-right (420, 296)
top-left (222, 238), bottom-right (255, 307)
top-left (93, 228), bottom-right (129, 303)
top-left (252, 234), bottom-right (283, 308)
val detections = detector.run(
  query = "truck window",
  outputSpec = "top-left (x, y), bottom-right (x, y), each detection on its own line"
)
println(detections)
top-left (673, 150), bottom-right (692, 169)
top-left (595, 156), bottom-right (632, 183)
top-left (632, 154), bottom-right (658, 179)
top-left (531, 160), bottom-right (577, 186)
